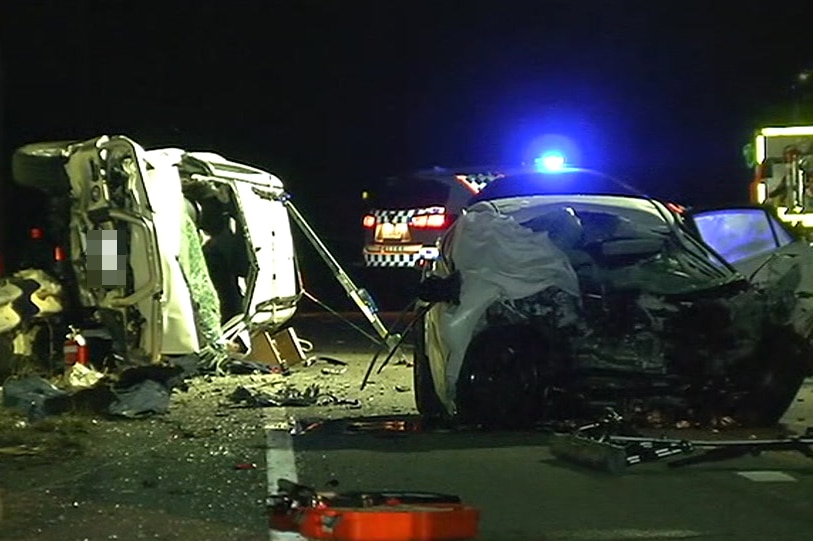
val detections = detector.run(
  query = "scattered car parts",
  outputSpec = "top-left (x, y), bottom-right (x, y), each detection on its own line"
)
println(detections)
top-left (549, 409), bottom-right (813, 474)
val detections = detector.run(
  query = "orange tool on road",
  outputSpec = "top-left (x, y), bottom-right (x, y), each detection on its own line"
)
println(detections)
top-left (268, 479), bottom-right (479, 541)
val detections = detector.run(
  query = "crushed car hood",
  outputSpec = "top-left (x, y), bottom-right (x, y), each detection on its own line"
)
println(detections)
top-left (424, 194), bottom-right (805, 416)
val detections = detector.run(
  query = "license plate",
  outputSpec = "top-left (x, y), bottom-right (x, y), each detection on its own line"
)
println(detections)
top-left (376, 223), bottom-right (409, 241)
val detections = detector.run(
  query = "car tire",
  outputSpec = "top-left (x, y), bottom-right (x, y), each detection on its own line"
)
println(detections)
top-left (12, 141), bottom-right (75, 194)
top-left (738, 327), bottom-right (810, 426)
top-left (412, 309), bottom-right (447, 420)
top-left (455, 324), bottom-right (547, 429)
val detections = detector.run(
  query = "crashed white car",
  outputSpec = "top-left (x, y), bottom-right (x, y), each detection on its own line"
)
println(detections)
top-left (1, 135), bottom-right (299, 373)
top-left (413, 169), bottom-right (813, 428)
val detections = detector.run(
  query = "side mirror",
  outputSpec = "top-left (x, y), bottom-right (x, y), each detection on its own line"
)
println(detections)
top-left (600, 238), bottom-right (664, 258)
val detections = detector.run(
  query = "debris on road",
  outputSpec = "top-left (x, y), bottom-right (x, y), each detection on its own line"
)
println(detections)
top-left (345, 419), bottom-right (422, 434)
top-left (550, 409), bottom-right (813, 474)
top-left (60, 363), bottom-right (105, 390)
top-left (2, 376), bottom-right (70, 417)
top-left (229, 383), bottom-right (321, 407)
top-left (304, 356), bottom-right (349, 368)
top-left (108, 379), bottom-right (172, 419)
top-left (227, 383), bottom-right (362, 410)
top-left (0, 408), bottom-right (89, 462)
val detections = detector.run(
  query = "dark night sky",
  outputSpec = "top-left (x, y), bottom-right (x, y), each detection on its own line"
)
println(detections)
top-left (1, 0), bottom-right (813, 266)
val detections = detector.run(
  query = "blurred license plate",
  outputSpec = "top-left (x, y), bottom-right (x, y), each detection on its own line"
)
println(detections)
top-left (377, 223), bottom-right (409, 240)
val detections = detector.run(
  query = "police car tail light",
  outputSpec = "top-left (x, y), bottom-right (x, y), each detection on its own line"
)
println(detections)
top-left (410, 213), bottom-right (447, 229)
top-left (362, 214), bottom-right (377, 228)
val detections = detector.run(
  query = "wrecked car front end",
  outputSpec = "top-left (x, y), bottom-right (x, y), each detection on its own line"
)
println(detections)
top-left (416, 188), bottom-right (813, 428)
top-left (2, 135), bottom-right (300, 379)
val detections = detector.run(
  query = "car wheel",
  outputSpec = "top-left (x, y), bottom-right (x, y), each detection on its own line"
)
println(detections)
top-left (12, 141), bottom-right (75, 194)
top-left (738, 327), bottom-right (810, 426)
top-left (456, 324), bottom-right (548, 428)
top-left (0, 332), bottom-right (13, 382)
top-left (412, 310), bottom-right (447, 420)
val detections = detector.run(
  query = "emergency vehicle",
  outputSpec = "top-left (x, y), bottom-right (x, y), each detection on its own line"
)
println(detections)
top-left (748, 125), bottom-right (813, 236)
top-left (361, 167), bottom-right (507, 268)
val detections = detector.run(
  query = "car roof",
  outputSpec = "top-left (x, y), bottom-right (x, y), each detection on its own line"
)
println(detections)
top-left (469, 169), bottom-right (645, 204)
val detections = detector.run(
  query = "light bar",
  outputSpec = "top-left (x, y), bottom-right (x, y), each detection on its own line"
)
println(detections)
top-left (759, 126), bottom-right (813, 137)
top-left (455, 172), bottom-right (504, 194)
top-left (534, 151), bottom-right (566, 172)
top-left (755, 182), bottom-right (767, 203)
top-left (755, 135), bottom-right (766, 164)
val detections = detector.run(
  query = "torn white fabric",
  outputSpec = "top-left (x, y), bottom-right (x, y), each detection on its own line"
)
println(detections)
top-left (437, 202), bottom-right (581, 407)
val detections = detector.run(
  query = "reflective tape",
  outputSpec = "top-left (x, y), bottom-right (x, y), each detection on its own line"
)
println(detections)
top-left (370, 207), bottom-right (445, 225)
top-left (364, 248), bottom-right (439, 268)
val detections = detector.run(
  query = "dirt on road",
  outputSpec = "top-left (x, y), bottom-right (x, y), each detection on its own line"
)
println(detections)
top-left (0, 314), bottom-right (416, 541)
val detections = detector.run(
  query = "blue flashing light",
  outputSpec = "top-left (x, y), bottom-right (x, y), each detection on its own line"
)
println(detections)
top-left (534, 151), bottom-right (566, 172)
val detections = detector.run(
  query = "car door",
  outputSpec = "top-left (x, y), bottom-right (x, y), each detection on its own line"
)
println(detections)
top-left (684, 206), bottom-right (813, 340)
top-left (684, 206), bottom-right (801, 278)
top-left (180, 153), bottom-right (299, 340)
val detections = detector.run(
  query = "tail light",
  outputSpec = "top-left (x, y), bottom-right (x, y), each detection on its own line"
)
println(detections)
top-left (30, 227), bottom-right (44, 240)
top-left (666, 202), bottom-right (686, 214)
top-left (410, 213), bottom-right (447, 229)
top-left (362, 214), bottom-right (377, 229)
top-left (54, 246), bottom-right (66, 262)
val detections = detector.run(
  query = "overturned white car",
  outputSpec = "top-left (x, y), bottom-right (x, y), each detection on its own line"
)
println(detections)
top-left (413, 169), bottom-right (813, 428)
top-left (1, 135), bottom-right (299, 374)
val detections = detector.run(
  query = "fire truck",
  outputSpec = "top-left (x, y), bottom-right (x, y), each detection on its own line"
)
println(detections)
top-left (748, 125), bottom-right (813, 236)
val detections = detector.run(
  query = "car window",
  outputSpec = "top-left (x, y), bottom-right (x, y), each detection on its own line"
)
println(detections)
top-left (768, 214), bottom-right (795, 247)
top-left (367, 177), bottom-right (452, 209)
top-left (692, 208), bottom-right (783, 264)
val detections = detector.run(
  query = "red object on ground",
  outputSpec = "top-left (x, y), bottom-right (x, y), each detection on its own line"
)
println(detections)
top-left (271, 501), bottom-right (479, 541)
top-left (63, 338), bottom-right (88, 366)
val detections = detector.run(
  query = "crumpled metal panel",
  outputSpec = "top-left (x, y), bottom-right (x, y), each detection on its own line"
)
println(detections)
top-left (0, 269), bottom-right (64, 335)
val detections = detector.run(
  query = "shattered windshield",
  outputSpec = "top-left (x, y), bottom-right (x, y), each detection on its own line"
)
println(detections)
top-left (366, 175), bottom-right (452, 209)
top-left (495, 196), bottom-right (740, 289)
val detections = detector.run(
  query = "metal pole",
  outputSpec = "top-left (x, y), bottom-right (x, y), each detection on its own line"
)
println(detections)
top-left (281, 196), bottom-right (396, 344)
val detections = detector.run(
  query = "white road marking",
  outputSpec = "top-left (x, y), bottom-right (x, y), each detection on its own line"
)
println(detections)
top-left (266, 415), bottom-right (306, 541)
top-left (736, 470), bottom-right (797, 482)
top-left (543, 529), bottom-right (706, 540)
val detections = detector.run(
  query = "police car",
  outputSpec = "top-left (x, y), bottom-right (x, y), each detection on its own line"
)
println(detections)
top-left (361, 167), bottom-right (507, 268)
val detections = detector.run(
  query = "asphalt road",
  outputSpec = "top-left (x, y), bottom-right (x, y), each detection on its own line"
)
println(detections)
top-left (2, 309), bottom-right (813, 541)
top-left (269, 311), bottom-right (813, 541)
